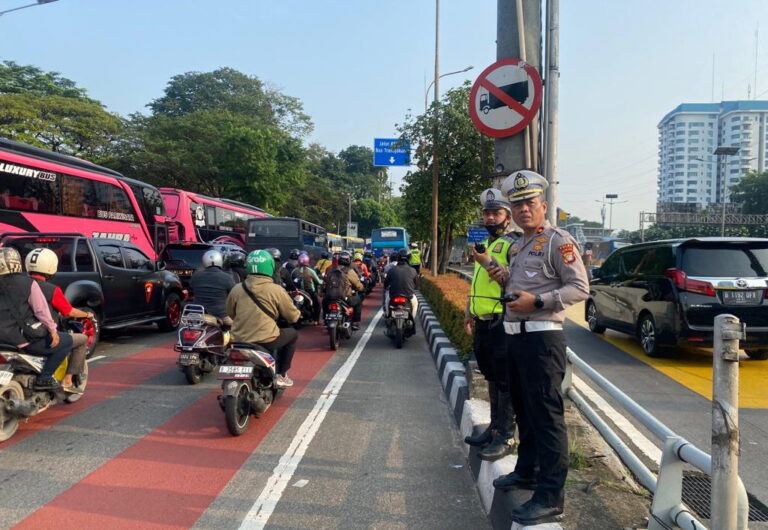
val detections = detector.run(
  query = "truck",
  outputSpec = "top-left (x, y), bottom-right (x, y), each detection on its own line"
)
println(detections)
top-left (0, 232), bottom-right (186, 356)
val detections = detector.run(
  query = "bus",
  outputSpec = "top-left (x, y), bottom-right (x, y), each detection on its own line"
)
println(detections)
top-left (370, 226), bottom-right (409, 258)
top-left (327, 232), bottom-right (344, 252)
top-left (344, 236), bottom-right (365, 252)
top-left (0, 138), bottom-right (170, 259)
top-left (160, 188), bottom-right (269, 248)
top-left (327, 232), bottom-right (365, 253)
top-left (246, 217), bottom-right (327, 263)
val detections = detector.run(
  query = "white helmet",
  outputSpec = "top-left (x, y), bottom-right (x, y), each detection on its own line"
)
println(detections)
top-left (25, 247), bottom-right (59, 276)
top-left (480, 188), bottom-right (512, 212)
top-left (0, 247), bottom-right (22, 276)
top-left (202, 249), bottom-right (224, 268)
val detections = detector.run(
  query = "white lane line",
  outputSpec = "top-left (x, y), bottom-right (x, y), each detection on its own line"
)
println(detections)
top-left (86, 355), bottom-right (106, 363)
top-left (573, 375), bottom-right (662, 464)
top-left (238, 309), bottom-right (385, 530)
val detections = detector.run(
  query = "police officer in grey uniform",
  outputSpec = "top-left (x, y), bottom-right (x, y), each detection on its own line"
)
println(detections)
top-left (489, 170), bottom-right (589, 526)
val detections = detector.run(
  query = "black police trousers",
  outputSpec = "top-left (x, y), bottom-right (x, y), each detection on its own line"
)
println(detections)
top-left (507, 328), bottom-right (568, 505)
top-left (474, 319), bottom-right (515, 437)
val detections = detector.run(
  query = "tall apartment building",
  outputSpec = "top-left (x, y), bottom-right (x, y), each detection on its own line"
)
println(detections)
top-left (657, 101), bottom-right (768, 206)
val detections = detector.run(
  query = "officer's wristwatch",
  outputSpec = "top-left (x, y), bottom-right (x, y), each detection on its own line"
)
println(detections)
top-left (534, 294), bottom-right (544, 309)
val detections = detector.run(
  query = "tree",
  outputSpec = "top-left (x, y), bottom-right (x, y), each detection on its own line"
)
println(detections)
top-left (730, 170), bottom-right (768, 214)
top-left (397, 82), bottom-right (494, 272)
top-left (0, 61), bottom-right (122, 159)
top-left (352, 198), bottom-right (399, 236)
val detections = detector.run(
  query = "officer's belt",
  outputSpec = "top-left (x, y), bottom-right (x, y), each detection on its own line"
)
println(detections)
top-left (503, 321), bottom-right (562, 335)
top-left (474, 314), bottom-right (501, 321)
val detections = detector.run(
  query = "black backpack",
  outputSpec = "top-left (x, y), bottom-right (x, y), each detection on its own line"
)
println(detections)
top-left (324, 267), bottom-right (347, 300)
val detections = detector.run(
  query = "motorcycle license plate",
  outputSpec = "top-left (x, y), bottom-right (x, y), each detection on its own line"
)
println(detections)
top-left (178, 352), bottom-right (199, 365)
top-left (392, 310), bottom-right (409, 318)
top-left (325, 312), bottom-right (341, 320)
top-left (218, 365), bottom-right (253, 379)
top-left (0, 370), bottom-right (12, 386)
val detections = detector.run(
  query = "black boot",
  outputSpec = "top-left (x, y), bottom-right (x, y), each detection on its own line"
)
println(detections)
top-left (464, 425), bottom-right (492, 447)
top-left (478, 433), bottom-right (514, 461)
top-left (493, 470), bottom-right (538, 491)
top-left (511, 495), bottom-right (564, 525)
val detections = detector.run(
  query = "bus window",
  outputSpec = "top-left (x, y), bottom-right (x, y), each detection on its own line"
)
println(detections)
top-left (0, 164), bottom-right (58, 214)
top-left (130, 184), bottom-right (166, 220)
top-left (205, 206), bottom-right (216, 230)
top-left (63, 176), bottom-right (136, 221)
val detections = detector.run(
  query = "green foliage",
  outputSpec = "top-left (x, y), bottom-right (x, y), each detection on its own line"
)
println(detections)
top-left (619, 223), bottom-right (766, 244)
top-left (419, 273), bottom-right (473, 360)
top-left (0, 61), bottom-right (121, 158)
top-left (352, 198), bottom-right (399, 236)
top-left (730, 170), bottom-right (768, 214)
top-left (397, 82), bottom-right (494, 269)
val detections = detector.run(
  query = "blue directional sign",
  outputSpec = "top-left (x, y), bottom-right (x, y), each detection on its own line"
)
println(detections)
top-left (467, 229), bottom-right (488, 243)
top-left (373, 138), bottom-right (411, 166)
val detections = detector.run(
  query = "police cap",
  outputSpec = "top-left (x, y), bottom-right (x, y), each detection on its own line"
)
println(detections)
top-left (501, 170), bottom-right (549, 202)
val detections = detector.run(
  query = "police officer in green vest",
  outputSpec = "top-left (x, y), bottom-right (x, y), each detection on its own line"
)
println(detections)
top-left (463, 188), bottom-right (517, 461)
top-left (407, 243), bottom-right (422, 274)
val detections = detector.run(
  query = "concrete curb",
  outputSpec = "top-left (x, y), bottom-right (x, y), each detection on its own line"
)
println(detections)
top-left (415, 293), bottom-right (563, 530)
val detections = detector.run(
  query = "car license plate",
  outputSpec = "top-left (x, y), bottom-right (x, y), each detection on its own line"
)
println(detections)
top-left (392, 310), bottom-right (409, 318)
top-left (0, 370), bottom-right (12, 386)
top-left (178, 352), bottom-right (199, 364)
top-left (217, 365), bottom-right (253, 379)
top-left (721, 289), bottom-right (763, 306)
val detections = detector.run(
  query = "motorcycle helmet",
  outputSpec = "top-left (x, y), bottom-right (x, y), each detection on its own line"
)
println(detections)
top-left (363, 250), bottom-right (373, 259)
top-left (298, 253), bottom-right (310, 266)
top-left (202, 249), bottom-right (224, 268)
top-left (321, 251), bottom-right (329, 259)
top-left (397, 248), bottom-right (411, 262)
top-left (338, 251), bottom-right (352, 267)
top-left (25, 247), bottom-right (59, 276)
top-left (264, 247), bottom-right (282, 262)
top-left (353, 252), bottom-right (363, 262)
top-left (289, 249), bottom-right (300, 260)
top-left (245, 249), bottom-right (275, 277)
top-left (409, 242), bottom-right (418, 249)
top-left (0, 247), bottom-right (22, 276)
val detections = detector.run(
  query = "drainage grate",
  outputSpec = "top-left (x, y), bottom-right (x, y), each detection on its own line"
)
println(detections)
top-left (682, 471), bottom-right (768, 522)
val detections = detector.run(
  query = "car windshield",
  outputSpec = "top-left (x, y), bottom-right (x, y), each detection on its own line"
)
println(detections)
top-left (682, 244), bottom-right (768, 277)
top-left (162, 247), bottom-right (210, 268)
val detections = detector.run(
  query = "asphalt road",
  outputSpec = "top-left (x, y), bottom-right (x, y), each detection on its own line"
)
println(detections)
top-left (0, 288), bottom-right (489, 529)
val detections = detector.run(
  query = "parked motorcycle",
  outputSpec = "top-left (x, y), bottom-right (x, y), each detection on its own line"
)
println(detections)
top-left (324, 299), bottom-right (354, 350)
top-left (385, 296), bottom-right (415, 349)
top-left (217, 342), bottom-right (280, 436)
top-left (288, 278), bottom-right (315, 327)
top-left (0, 322), bottom-right (91, 441)
top-left (175, 304), bottom-right (229, 384)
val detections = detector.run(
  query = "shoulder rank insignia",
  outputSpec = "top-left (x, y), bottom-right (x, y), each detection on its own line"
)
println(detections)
top-left (535, 236), bottom-right (547, 243)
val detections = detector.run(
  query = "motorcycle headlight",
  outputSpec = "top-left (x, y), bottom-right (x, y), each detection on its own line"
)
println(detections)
top-left (293, 295), bottom-right (304, 303)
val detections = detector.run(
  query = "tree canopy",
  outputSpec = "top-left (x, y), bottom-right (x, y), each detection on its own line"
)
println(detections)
top-left (730, 170), bottom-right (768, 214)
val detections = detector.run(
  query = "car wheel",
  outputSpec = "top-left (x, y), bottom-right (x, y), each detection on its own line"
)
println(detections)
top-left (745, 349), bottom-right (768, 360)
top-left (638, 314), bottom-right (664, 357)
top-left (586, 300), bottom-right (606, 334)
top-left (158, 293), bottom-right (182, 332)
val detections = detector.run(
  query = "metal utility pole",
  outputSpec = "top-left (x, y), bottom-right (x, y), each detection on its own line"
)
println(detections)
top-left (430, 0), bottom-right (440, 275)
top-left (596, 194), bottom-right (626, 233)
top-left (495, 0), bottom-right (542, 182)
top-left (0, 0), bottom-right (58, 16)
top-left (543, 0), bottom-right (560, 225)
top-left (715, 146), bottom-right (739, 236)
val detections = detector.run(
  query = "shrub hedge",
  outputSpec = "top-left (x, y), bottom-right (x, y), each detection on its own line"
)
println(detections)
top-left (420, 272), bottom-right (472, 360)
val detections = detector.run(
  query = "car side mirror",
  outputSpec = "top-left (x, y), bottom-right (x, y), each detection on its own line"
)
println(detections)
top-left (156, 260), bottom-right (166, 271)
top-left (590, 266), bottom-right (602, 279)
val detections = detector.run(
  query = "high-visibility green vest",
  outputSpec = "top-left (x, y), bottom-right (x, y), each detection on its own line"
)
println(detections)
top-left (469, 237), bottom-right (512, 317)
top-left (409, 249), bottom-right (422, 266)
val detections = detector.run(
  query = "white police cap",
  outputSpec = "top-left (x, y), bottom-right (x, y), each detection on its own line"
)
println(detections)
top-left (479, 188), bottom-right (511, 212)
top-left (501, 170), bottom-right (549, 202)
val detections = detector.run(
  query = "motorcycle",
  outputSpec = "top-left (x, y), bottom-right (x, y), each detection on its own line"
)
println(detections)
top-left (288, 278), bottom-right (315, 327)
top-left (0, 321), bottom-right (91, 441)
top-left (385, 296), bottom-right (415, 349)
top-left (359, 275), bottom-right (372, 298)
top-left (175, 304), bottom-right (229, 384)
top-left (324, 298), bottom-right (354, 350)
top-left (217, 341), bottom-right (280, 436)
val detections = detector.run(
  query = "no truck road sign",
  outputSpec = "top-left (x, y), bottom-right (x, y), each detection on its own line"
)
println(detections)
top-left (469, 58), bottom-right (543, 138)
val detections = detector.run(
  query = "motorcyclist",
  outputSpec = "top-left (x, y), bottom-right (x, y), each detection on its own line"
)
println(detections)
top-left (226, 250), bottom-right (301, 388)
top-left (352, 252), bottom-right (370, 278)
top-left (24, 248), bottom-right (91, 393)
top-left (291, 253), bottom-right (324, 325)
top-left (265, 248), bottom-right (292, 288)
top-left (283, 249), bottom-right (300, 274)
top-left (408, 242), bottom-right (422, 274)
top-left (189, 250), bottom-right (235, 326)
top-left (324, 250), bottom-right (364, 330)
top-left (362, 251), bottom-right (379, 283)
top-left (315, 251), bottom-right (332, 275)
top-left (0, 247), bottom-right (72, 390)
top-left (384, 248), bottom-right (419, 317)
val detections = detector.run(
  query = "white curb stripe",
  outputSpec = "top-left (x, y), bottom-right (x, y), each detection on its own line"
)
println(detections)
top-left (238, 309), bottom-right (385, 529)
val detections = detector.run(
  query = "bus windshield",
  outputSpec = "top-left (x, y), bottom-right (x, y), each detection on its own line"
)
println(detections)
top-left (247, 217), bottom-right (327, 264)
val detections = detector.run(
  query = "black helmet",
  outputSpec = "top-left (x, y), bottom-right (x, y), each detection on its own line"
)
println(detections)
top-left (289, 249), bottom-right (300, 260)
top-left (321, 251), bottom-right (329, 259)
top-left (264, 247), bottom-right (282, 262)
top-left (338, 251), bottom-right (352, 267)
top-left (363, 250), bottom-right (373, 258)
top-left (397, 248), bottom-right (410, 262)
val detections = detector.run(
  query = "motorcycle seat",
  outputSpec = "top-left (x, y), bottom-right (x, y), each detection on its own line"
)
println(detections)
top-left (0, 343), bottom-right (21, 353)
top-left (203, 314), bottom-right (220, 327)
top-left (231, 341), bottom-right (274, 354)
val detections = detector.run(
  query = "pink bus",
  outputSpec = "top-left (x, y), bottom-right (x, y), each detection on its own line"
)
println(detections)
top-left (160, 188), bottom-right (268, 247)
top-left (0, 138), bottom-right (170, 259)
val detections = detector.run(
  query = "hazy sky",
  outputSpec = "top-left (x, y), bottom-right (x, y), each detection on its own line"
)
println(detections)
top-left (1, 0), bottom-right (766, 230)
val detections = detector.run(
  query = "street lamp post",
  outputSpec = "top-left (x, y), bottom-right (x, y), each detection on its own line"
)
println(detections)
top-left (714, 145), bottom-right (740, 237)
top-left (0, 0), bottom-right (58, 16)
top-left (424, 66), bottom-right (473, 111)
top-left (430, 0), bottom-right (440, 276)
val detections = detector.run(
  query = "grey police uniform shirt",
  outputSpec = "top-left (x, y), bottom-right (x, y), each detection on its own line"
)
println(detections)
top-left (503, 221), bottom-right (589, 323)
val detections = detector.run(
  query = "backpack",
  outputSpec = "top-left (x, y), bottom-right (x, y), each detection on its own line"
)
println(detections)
top-left (324, 267), bottom-right (347, 300)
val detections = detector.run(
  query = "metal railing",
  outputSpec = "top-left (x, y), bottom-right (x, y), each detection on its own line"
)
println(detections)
top-left (563, 313), bottom-right (749, 529)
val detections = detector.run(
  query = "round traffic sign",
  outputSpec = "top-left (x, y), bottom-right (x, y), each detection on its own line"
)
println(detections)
top-left (468, 58), bottom-right (543, 138)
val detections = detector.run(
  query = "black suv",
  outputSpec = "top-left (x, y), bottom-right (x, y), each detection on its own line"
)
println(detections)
top-left (0, 233), bottom-right (186, 353)
top-left (587, 238), bottom-right (768, 360)
top-left (160, 241), bottom-right (245, 291)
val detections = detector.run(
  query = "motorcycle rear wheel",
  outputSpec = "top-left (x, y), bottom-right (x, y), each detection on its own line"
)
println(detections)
top-left (224, 381), bottom-right (252, 436)
top-left (63, 360), bottom-right (89, 404)
top-left (183, 363), bottom-right (203, 385)
top-left (329, 326), bottom-right (339, 350)
top-left (395, 327), bottom-right (404, 349)
top-left (0, 381), bottom-right (23, 441)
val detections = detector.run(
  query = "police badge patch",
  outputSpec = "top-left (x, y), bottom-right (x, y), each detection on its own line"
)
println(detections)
top-left (492, 242), bottom-right (504, 253)
top-left (559, 243), bottom-right (576, 265)
top-left (486, 190), bottom-right (495, 202)
top-left (514, 173), bottom-right (529, 190)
